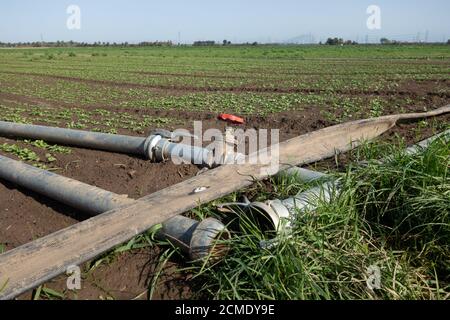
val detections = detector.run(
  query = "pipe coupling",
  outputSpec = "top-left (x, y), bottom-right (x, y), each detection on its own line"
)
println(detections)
top-left (143, 134), bottom-right (163, 161)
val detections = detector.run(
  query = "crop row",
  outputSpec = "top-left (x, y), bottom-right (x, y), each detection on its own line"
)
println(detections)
top-left (0, 103), bottom-right (175, 134)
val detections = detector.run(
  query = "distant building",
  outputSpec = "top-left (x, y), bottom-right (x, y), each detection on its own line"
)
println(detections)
top-left (193, 41), bottom-right (216, 46)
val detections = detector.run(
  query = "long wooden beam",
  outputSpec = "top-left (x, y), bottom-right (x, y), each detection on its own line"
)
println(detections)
top-left (0, 105), bottom-right (448, 299)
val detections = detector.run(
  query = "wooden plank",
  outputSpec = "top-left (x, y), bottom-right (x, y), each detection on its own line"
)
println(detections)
top-left (0, 105), bottom-right (448, 299)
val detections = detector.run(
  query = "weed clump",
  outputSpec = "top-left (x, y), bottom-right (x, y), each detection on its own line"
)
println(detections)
top-left (352, 137), bottom-right (450, 282)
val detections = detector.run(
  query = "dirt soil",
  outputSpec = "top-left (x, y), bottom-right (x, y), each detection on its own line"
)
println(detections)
top-left (0, 79), bottom-right (449, 300)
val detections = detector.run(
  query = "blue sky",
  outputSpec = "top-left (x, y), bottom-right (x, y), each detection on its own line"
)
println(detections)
top-left (0, 0), bottom-right (449, 43)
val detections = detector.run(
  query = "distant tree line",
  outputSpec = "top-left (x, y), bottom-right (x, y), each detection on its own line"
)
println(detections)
top-left (1, 39), bottom-right (448, 48)
top-left (0, 41), bottom-right (173, 48)
top-left (322, 37), bottom-right (450, 46)
top-left (0, 40), bottom-right (254, 48)
top-left (379, 38), bottom-right (450, 45)
top-left (324, 38), bottom-right (358, 45)
top-left (380, 38), bottom-right (398, 45)
top-left (379, 38), bottom-right (411, 45)
top-left (135, 41), bottom-right (173, 46)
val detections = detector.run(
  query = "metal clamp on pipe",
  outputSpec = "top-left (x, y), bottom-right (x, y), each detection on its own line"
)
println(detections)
top-left (218, 176), bottom-right (336, 234)
top-left (144, 129), bottom-right (214, 167)
top-left (157, 216), bottom-right (230, 261)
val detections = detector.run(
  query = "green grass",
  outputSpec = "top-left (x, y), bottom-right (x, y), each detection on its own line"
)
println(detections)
top-left (165, 136), bottom-right (450, 300)
top-left (33, 285), bottom-right (66, 300)
top-left (353, 137), bottom-right (450, 284)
